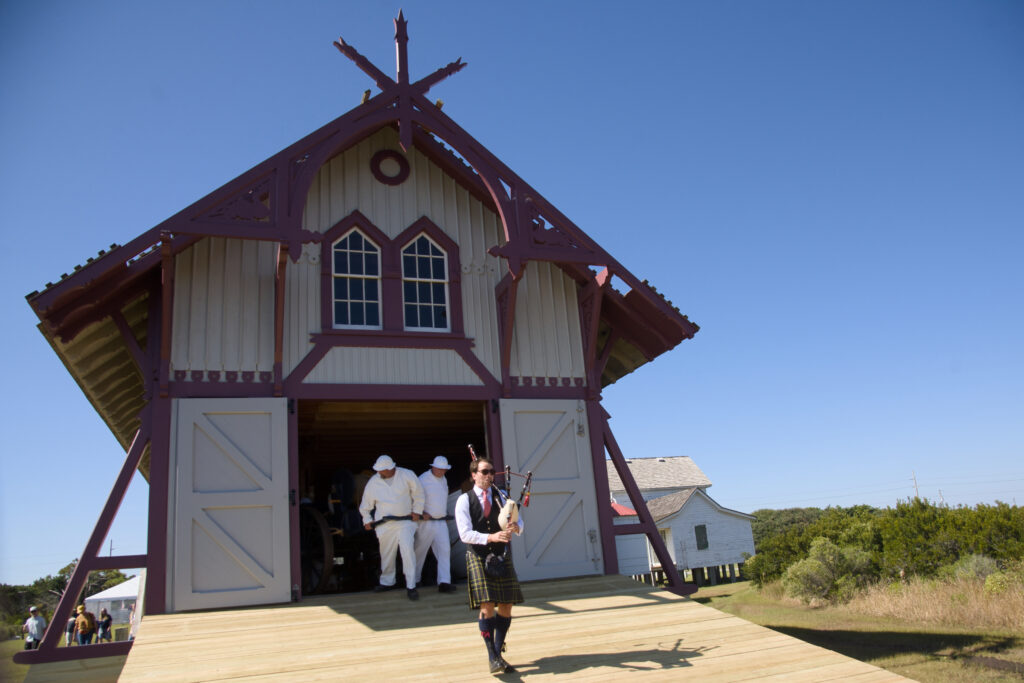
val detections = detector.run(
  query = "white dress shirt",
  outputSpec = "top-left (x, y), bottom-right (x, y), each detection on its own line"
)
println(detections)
top-left (455, 485), bottom-right (524, 546)
top-left (358, 467), bottom-right (425, 524)
top-left (418, 470), bottom-right (450, 518)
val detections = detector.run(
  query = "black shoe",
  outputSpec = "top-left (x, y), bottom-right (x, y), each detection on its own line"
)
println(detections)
top-left (438, 582), bottom-right (457, 593)
top-left (407, 588), bottom-right (419, 601)
top-left (498, 657), bottom-right (516, 673)
top-left (373, 583), bottom-right (397, 592)
top-left (489, 658), bottom-right (506, 674)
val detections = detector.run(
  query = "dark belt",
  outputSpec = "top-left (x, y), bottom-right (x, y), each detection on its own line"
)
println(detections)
top-left (369, 514), bottom-right (414, 529)
top-left (471, 542), bottom-right (508, 558)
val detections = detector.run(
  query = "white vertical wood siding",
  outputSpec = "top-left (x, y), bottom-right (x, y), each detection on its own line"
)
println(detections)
top-left (667, 494), bottom-right (755, 569)
top-left (509, 260), bottom-right (586, 386)
top-left (288, 128), bottom-right (506, 383)
top-left (171, 238), bottom-right (277, 378)
top-left (172, 127), bottom-right (588, 385)
top-left (304, 347), bottom-right (484, 385)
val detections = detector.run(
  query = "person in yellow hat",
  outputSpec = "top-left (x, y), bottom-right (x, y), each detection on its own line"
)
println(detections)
top-left (74, 604), bottom-right (96, 645)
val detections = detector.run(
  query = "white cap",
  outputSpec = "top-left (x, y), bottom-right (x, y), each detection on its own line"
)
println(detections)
top-left (373, 454), bottom-right (396, 471)
top-left (430, 455), bottom-right (451, 470)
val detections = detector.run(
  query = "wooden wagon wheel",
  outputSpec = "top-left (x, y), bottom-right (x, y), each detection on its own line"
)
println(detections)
top-left (299, 505), bottom-right (333, 594)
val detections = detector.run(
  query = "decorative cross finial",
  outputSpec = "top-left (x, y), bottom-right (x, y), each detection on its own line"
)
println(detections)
top-left (334, 12), bottom-right (467, 151)
top-left (395, 10), bottom-right (409, 85)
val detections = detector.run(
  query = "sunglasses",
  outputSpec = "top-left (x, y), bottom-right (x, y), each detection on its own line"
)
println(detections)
top-left (477, 468), bottom-right (495, 475)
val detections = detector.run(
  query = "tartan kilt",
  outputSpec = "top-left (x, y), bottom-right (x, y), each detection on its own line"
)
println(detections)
top-left (465, 549), bottom-right (524, 609)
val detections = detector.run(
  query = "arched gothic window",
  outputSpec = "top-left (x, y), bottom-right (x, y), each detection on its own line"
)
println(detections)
top-left (331, 229), bottom-right (381, 329)
top-left (401, 235), bottom-right (449, 331)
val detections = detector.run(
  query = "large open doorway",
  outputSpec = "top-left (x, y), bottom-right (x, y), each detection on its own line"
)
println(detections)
top-left (296, 400), bottom-right (489, 595)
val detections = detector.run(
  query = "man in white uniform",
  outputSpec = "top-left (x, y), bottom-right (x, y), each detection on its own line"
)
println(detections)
top-left (359, 454), bottom-right (425, 600)
top-left (414, 455), bottom-right (457, 593)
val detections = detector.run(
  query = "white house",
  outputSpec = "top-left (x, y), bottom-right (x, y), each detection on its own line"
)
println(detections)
top-left (607, 457), bottom-right (755, 585)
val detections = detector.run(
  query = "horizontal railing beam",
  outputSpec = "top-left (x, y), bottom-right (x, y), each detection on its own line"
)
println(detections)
top-left (14, 640), bottom-right (131, 665)
top-left (87, 554), bottom-right (148, 571)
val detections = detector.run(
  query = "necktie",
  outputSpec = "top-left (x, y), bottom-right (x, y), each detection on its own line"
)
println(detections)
top-left (483, 489), bottom-right (491, 517)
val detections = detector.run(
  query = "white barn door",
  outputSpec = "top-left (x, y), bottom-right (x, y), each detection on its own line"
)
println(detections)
top-left (499, 399), bottom-right (602, 580)
top-left (170, 398), bottom-right (291, 611)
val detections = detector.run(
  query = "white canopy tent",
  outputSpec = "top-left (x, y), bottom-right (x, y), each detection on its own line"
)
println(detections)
top-left (84, 575), bottom-right (139, 626)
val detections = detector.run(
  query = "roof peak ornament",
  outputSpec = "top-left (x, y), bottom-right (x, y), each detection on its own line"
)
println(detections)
top-left (334, 12), bottom-right (466, 151)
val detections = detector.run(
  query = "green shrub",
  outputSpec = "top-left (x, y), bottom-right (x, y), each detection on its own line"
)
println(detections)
top-left (782, 536), bottom-right (872, 604)
top-left (937, 554), bottom-right (1000, 581)
top-left (983, 560), bottom-right (1024, 596)
top-left (749, 501), bottom-right (1022, 591)
top-left (984, 572), bottom-right (1012, 596)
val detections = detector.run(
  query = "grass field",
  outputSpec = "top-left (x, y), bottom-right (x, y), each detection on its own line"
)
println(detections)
top-left (694, 580), bottom-right (1024, 682)
top-left (1, 639), bottom-right (29, 683)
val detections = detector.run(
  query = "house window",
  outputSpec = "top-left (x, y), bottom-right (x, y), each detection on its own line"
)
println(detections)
top-left (695, 524), bottom-right (709, 550)
top-left (332, 229), bottom-right (381, 328)
top-left (402, 235), bottom-right (449, 331)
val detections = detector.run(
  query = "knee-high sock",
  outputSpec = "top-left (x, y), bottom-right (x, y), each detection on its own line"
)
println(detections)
top-left (478, 616), bottom-right (497, 659)
top-left (493, 614), bottom-right (511, 654)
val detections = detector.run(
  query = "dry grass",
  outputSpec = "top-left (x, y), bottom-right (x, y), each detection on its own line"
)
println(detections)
top-left (695, 579), bottom-right (1024, 682)
top-left (844, 576), bottom-right (1024, 633)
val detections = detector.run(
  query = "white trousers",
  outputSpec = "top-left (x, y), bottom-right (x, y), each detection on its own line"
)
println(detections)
top-left (375, 519), bottom-right (417, 589)
top-left (413, 519), bottom-right (452, 584)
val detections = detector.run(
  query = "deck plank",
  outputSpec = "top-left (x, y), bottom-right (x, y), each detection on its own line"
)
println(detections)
top-left (38, 575), bottom-right (908, 682)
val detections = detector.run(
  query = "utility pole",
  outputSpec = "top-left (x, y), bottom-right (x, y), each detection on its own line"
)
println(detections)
top-left (911, 471), bottom-right (920, 498)
top-left (108, 539), bottom-right (114, 557)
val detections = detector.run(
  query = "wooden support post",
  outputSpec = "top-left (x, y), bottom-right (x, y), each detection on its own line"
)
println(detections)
top-left (145, 396), bottom-right (171, 615)
top-left (159, 234), bottom-right (173, 397)
top-left (287, 397), bottom-right (300, 602)
top-left (587, 400), bottom-right (618, 575)
top-left (273, 243), bottom-right (288, 396)
top-left (494, 273), bottom-right (521, 397)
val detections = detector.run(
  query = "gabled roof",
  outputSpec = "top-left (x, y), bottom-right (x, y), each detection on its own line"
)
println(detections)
top-left (646, 488), bottom-right (755, 523)
top-left (25, 16), bottom-right (698, 455)
top-left (646, 488), bottom-right (700, 521)
top-left (606, 456), bottom-right (712, 493)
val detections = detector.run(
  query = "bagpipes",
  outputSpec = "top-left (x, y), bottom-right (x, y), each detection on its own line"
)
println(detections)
top-left (468, 444), bottom-right (533, 531)
top-left (468, 444), bottom-right (533, 578)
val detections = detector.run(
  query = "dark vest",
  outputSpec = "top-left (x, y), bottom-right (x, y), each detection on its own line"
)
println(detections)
top-left (466, 487), bottom-right (505, 557)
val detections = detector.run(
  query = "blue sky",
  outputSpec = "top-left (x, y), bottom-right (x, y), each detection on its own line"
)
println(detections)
top-left (1, 1), bottom-right (1022, 585)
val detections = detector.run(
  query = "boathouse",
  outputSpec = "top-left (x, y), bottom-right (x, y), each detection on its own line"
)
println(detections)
top-left (21, 14), bottom-right (698, 664)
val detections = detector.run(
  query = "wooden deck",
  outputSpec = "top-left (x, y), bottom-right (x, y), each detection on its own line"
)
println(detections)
top-left (26, 575), bottom-right (910, 681)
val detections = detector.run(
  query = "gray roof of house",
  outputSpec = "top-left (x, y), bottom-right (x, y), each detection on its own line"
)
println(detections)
top-left (606, 456), bottom-right (712, 492)
top-left (645, 488), bottom-right (699, 521)
top-left (644, 487), bottom-right (756, 522)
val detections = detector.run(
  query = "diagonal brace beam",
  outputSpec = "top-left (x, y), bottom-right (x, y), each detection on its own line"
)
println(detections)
top-left (603, 415), bottom-right (697, 597)
top-left (17, 415), bottom-right (151, 662)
